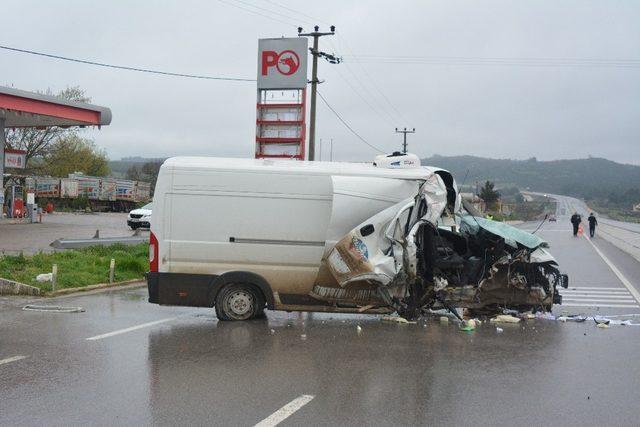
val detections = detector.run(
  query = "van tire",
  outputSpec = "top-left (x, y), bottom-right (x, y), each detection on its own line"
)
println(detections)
top-left (215, 283), bottom-right (265, 321)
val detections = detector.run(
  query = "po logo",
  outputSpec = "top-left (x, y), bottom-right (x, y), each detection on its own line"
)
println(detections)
top-left (261, 50), bottom-right (300, 76)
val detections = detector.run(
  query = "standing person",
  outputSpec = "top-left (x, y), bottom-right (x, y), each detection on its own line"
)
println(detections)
top-left (570, 212), bottom-right (582, 237)
top-left (588, 212), bottom-right (598, 238)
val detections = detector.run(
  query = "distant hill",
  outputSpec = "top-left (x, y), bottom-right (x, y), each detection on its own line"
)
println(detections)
top-left (421, 155), bottom-right (640, 199)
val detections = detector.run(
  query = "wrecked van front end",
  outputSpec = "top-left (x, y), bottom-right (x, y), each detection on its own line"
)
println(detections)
top-left (317, 171), bottom-right (568, 319)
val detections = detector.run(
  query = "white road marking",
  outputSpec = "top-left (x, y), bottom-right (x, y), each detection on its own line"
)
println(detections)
top-left (560, 303), bottom-right (640, 308)
top-left (86, 317), bottom-right (178, 341)
top-left (562, 298), bottom-right (636, 304)
top-left (566, 287), bottom-right (631, 291)
top-left (583, 234), bottom-right (640, 304)
top-left (0, 355), bottom-right (28, 366)
top-left (561, 289), bottom-right (629, 294)
top-left (254, 395), bottom-right (315, 427)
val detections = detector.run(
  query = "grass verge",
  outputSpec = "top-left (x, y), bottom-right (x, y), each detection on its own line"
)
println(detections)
top-left (0, 243), bottom-right (148, 292)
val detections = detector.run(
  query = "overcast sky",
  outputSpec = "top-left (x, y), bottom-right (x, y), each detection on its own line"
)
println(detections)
top-left (2, 0), bottom-right (639, 164)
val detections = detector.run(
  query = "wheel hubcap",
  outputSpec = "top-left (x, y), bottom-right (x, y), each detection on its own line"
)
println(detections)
top-left (227, 291), bottom-right (253, 317)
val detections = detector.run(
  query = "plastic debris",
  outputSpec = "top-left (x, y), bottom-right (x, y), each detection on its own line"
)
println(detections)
top-left (490, 314), bottom-right (521, 324)
top-left (463, 319), bottom-right (480, 328)
top-left (22, 305), bottom-right (84, 313)
top-left (596, 323), bottom-right (609, 329)
top-left (459, 321), bottom-right (475, 332)
top-left (300, 334), bottom-right (307, 340)
top-left (496, 327), bottom-right (504, 333)
top-left (439, 316), bottom-right (449, 324)
top-left (356, 325), bottom-right (363, 334)
top-left (270, 329), bottom-right (275, 335)
top-left (381, 316), bottom-right (416, 324)
top-left (535, 312), bottom-right (556, 320)
top-left (36, 273), bottom-right (53, 282)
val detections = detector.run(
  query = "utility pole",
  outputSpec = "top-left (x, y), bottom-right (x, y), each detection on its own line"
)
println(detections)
top-left (395, 127), bottom-right (415, 154)
top-left (298, 25), bottom-right (336, 161)
top-left (330, 138), bottom-right (333, 162)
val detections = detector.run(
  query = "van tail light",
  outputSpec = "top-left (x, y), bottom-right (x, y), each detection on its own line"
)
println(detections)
top-left (149, 231), bottom-right (159, 272)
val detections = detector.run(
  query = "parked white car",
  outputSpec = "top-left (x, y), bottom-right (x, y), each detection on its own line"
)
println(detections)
top-left (127, 203), bottom-right (152, 229)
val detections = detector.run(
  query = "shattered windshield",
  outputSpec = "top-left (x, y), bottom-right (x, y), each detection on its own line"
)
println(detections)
top-left (458, 214), bottom-right (549, 249)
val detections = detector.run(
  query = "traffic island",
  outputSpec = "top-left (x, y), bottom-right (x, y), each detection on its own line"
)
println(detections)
top-left (0, 243), bottom-right (148, 293)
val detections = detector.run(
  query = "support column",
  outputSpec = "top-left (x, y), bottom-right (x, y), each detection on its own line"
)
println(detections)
top-left (0, 118), bottom-right (5, 208)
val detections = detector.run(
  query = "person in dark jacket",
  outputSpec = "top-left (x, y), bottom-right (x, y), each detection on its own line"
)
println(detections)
top-left (570, 212), bottom-right (582, 236)
top-left (588, 213), bottom-right (598, 237)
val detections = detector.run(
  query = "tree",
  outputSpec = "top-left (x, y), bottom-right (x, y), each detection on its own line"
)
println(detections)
top-left (40, 134), bottom-right (110, 177)
top-left (126, 160), bottom-right (163, 194)
top-left (479, 180), bottom-right (500, 208)
top-left (4, 86), bottom-right (90, 167)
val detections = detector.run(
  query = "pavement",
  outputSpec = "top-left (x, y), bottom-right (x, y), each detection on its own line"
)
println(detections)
top-left (2, 206), bottom-right (640, 425)
top-left (536, 193), bottom-right (640, 262)
top-left (0, 212), bottom-right (148, 255)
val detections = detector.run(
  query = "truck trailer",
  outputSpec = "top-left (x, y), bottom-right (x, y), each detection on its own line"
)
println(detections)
top-left (147, 155), bottom-right (567, 320)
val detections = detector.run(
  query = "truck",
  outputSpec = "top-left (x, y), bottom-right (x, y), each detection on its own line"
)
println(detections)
top-left (147, 154), bottom-right (568, 321)
top-left (20, 175), bottom-right (151, 211)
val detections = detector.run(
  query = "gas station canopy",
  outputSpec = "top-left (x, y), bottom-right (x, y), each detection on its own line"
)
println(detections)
top-left (1, 85), bottom-right (112, 211)
top-left (0, 85), bottom-right (111, 128)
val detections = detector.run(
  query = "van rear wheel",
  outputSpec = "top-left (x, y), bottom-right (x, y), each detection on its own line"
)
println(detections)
top-left (215, 283), bottom-right (264, 321)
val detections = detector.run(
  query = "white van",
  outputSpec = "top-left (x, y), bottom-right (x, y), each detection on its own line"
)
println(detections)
top-left (147, 155), bottom-right (567, 320)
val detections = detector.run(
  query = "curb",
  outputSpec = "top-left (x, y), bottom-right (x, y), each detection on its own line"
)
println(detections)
top-left (45, 279), bottom-right (146, 296)
top-left (0, 278), bottom-right (41, 296)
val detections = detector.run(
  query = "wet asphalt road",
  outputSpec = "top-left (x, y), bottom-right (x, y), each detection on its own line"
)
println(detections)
top-left (2, 210), bottom-right (640, 426)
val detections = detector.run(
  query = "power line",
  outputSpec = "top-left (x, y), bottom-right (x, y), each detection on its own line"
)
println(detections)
top-left (317, 90), bottom-right (385, 154)
top-left (216, 0), bottom-right (296, 28)
top-left (263, 0), bottom-right (332, 26)
top-left (0, 44), bottom-right (256, 81)
top-left (344, 54), bottom-right (640, 63)
top-left (227, 0), bottom-right (313, 26)
top-left (333, 37), bottom-right (408, 124)
top-left (342, 54), bottom-right (640, 68)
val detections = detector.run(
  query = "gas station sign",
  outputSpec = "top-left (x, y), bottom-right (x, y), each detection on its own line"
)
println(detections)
top-left (4, 149), bottom-right (26, 169)
top-left (257, 38), bottom-right (308, 89)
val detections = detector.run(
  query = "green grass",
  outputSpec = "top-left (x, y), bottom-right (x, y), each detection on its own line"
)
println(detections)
top-left (0, 243), bottom-right (148, 292)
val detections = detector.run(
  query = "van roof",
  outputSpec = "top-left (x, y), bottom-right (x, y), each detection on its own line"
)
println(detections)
top-left (163, 156), bottom-right (449, 181)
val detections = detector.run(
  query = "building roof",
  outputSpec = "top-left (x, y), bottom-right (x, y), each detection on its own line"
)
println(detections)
top-left (0, 85), bottom-right (111, 128)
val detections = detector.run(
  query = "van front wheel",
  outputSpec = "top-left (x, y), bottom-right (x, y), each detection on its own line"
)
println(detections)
top-left (215, 283), bottom-right (264, 321)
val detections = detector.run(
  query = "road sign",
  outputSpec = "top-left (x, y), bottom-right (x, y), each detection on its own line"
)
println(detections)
top-left (4, 149), bottom-right (26, 169)
top-left (258, 38), bottom-right (308, 89)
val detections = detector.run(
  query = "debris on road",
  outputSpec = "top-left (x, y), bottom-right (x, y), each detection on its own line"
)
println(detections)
top-left (490, 314), bottom-right (521, 324)
top-left (496, 327), bottom-right (504, 333)
top-left (458, 321), bottom-right (475, 332)
top-left (22, 305), bottom-right (85, 313)
top-left (381, 315), bottom-right (416, 324)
